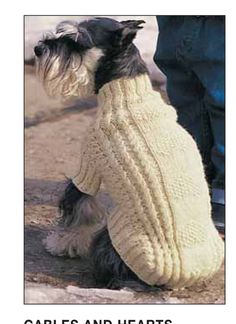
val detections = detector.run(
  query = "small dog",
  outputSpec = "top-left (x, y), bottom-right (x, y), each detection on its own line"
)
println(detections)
top-left (35, 17), bottom-right (153, 290)
top-left (35, 17), bottom-right (224, 290)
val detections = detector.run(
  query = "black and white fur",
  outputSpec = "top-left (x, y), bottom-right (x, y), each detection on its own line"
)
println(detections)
top-left (35, 17), bottom-right (159, 291)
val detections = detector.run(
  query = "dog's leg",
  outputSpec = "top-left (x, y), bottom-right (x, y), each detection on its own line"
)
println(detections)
top-left (90, 227), bottom-right (162, 291)
top-left (43, 180), bottom-right (106, 258)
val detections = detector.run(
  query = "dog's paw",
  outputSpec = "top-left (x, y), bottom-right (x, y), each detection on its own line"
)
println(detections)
top-left (43, 231), bottom-right (68, 257)
top-left (43, 229), bottom-right (86, 258)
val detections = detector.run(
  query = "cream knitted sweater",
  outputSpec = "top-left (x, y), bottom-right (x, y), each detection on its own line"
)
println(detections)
top-left (73, 74), bottom-right (224, 288)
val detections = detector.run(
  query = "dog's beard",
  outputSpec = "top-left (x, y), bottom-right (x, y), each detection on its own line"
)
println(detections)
top-left (36, 47), bottom-right (103, 99)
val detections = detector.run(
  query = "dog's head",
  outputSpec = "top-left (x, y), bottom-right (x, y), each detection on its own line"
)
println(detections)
top-left (34, 17), bottom-right (145, 99)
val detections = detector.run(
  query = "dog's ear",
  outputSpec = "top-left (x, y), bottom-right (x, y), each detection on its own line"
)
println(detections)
top-left (56, 21), bottom-right (79, 36)
top-left (56, 21), bottom-right (93, 49)
top-left (112, 20), bottom-right (145, 47)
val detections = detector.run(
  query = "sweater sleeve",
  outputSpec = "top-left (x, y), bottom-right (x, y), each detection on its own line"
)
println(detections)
top-left (72, 133), bottom-right (101, 196)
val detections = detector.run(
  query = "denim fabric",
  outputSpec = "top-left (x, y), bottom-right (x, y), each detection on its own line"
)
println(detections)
top-left (154, 16), bottom-right (225, 195)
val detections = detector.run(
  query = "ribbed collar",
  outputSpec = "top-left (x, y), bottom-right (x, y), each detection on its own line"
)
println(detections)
top-left (97, 74), bottom-right (153, 108)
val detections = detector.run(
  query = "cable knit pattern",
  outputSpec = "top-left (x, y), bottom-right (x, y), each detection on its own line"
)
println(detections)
top-left (73, 74), bottom-right (224, 288)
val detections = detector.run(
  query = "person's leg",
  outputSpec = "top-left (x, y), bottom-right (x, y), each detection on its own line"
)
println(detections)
top-left (191, 16), bottom-right (225, 234)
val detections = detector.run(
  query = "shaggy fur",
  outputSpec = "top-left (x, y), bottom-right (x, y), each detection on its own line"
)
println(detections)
top-left (35, 43), bottom-right (103, 98)
top-left (44, 180), bottom-right (106, 258)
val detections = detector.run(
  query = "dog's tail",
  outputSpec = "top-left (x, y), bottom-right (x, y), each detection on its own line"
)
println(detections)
top-left (43, 179), bottom-right (106, 258)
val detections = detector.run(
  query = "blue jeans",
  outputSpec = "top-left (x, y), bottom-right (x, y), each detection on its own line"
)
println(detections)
top-left (154, 16), bottom-right (225, 205)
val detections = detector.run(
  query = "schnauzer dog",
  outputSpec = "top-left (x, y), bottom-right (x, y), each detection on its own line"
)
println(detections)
top-left (35, 17), bottom-right (155, 290)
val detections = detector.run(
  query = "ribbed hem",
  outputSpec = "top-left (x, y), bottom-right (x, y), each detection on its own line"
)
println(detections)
top-left (97, 74), bottom-right (153, 106)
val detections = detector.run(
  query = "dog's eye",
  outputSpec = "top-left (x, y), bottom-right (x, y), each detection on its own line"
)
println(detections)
top-left (34, 45), bottom-right (45, 57)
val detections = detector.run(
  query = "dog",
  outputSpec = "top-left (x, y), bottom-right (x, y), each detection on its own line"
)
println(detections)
top-left (35, 17), bottom-right (156, 290)
top-left (34, 17), bottom-right (224, 291)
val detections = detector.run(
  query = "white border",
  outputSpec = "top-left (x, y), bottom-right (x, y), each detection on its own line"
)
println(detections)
top-left (2, 1), bottom-right (235, 323)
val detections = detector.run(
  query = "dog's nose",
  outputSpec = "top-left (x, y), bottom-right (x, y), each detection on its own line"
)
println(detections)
top-left (34, 45), bottom-right (44, 57)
